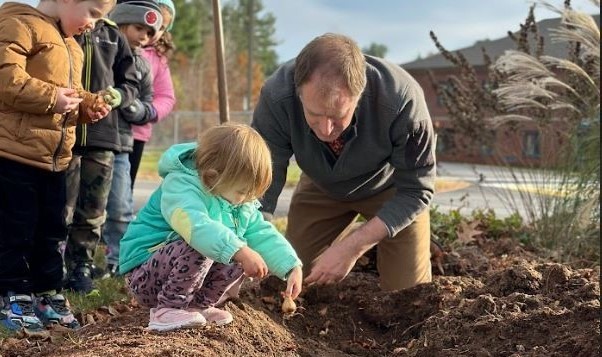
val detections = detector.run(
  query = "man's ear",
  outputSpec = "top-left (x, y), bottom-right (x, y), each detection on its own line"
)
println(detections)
top-left (201, 169), bottom-right (219, 189)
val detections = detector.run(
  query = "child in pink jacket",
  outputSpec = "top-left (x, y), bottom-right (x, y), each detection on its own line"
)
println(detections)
top-left (129, 0), bottom-right (176, 187)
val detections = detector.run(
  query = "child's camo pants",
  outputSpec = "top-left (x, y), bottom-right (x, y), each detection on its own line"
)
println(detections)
top-left (126, 240), bottom-right (244, 309)
top-left (64, 150), bottom-right (115, 269)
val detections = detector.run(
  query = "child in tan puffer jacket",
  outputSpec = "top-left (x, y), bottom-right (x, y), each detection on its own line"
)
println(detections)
top-left (0, 0), bottom-right (116, 333)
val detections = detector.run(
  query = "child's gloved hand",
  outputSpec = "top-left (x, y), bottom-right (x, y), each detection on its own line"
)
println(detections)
top-left (101, 86), bottom-right (122, 108)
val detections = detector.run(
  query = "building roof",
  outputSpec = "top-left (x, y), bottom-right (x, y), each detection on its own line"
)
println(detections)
top-left (402, 14), bottom-right (600, 70)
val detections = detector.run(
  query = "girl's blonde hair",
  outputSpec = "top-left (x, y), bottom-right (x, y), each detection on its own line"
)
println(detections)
top-left (196, 123), bottom-right (272, 202)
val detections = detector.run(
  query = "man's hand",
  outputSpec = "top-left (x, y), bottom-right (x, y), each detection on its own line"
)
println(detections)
top-left (304, 217), bottom-right (389, 286)
top-left (304, 240), bottom-right (359, 286)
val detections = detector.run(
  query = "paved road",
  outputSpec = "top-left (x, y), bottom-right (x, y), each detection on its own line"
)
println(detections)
top-left (133, 161), bottom-right (540, 219)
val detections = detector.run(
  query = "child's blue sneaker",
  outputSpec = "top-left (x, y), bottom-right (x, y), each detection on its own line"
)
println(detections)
top-left (0, 293), bottom-right (44, 331)
top-left (34, 294), bottom-right (80, 329)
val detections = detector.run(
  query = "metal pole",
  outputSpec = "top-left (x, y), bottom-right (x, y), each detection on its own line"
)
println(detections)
top-left (246, 0), bottom-right (254, 111)
top-left (212, 0), bottom-right (230, 123)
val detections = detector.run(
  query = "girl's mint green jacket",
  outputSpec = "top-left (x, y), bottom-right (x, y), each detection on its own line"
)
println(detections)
top-left (119, 142), bottom-right (302, 279)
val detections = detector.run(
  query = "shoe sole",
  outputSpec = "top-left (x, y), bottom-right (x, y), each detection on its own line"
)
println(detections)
top-left (148, 318), bottom-right (206, 332)
top-left (39, 318), bottom-right (81, 330)
top-left (1, 318), bottom-right (44, 332)
top-left (188, 308), bottom-right (233, 326)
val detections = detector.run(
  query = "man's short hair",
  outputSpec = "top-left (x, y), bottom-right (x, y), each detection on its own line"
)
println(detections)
top-left (294, 33), bottom-right (366, 98)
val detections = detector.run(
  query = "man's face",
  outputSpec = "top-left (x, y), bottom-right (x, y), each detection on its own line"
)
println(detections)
top-left (298, 76), bottom-right (358, 143)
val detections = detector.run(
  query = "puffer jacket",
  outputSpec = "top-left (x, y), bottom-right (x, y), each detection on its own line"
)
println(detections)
top-left (73, 19), bottom-right (138, 152)
top-left (0, 2), bottom-right (97, 172)
top-left (133, 46), bottom-right (176, 143)
top-left (119, 142), bottom-right (302, 278)
top-left (116, 48), bottom-right (155, 153)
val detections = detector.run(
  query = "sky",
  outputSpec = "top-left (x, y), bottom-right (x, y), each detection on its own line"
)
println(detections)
top-left (260, 0), bottom-right (599, 64)
top-left (2, 0), bottom-right (599, 64)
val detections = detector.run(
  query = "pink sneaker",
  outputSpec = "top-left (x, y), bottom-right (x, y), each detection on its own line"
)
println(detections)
top-left (148, 308), bottom-right (206, 332)
top-left (188, 307), bottom-right (233, 326)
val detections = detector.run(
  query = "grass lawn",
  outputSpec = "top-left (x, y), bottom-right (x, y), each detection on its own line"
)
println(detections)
top-left (138, 149), bottom-right (303, 186)
top-left (135, 149), bottom-right (162, 181)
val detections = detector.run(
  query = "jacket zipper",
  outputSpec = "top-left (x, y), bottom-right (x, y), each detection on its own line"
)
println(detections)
top-left (52, 36), bottom-right (73, 171)
top-left (79, 31), bottom-right (93, 147)
top-left (232, 209), bottom-right (240, 233)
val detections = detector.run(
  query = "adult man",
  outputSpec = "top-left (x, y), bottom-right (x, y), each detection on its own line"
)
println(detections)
top-left (252, 33), bottom-right (436, 291)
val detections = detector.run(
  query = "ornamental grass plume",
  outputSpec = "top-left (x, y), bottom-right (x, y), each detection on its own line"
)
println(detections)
top-left (492, 1), bottom-right (600, 125)
top-left (491, 0), bottom-right (600, 265)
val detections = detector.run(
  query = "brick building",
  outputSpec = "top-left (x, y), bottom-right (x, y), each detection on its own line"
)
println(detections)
top-left (402, 15), bottom-right (599, 166)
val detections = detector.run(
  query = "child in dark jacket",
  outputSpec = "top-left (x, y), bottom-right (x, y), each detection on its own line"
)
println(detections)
top-left (103, 0), bottom-right (163, 277)
top-left (63, 18), bottom-right (140, 294)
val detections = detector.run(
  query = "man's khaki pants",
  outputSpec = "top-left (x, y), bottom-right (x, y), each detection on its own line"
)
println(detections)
top-left (286, 174), bottom-right (432, 291)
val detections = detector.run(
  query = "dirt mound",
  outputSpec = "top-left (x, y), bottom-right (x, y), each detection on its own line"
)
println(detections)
top-left (1, 238), bottom-right (599, 356)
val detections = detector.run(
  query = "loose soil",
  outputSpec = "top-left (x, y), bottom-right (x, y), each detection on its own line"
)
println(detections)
top-left (1, 235), bottom-right (598, 357)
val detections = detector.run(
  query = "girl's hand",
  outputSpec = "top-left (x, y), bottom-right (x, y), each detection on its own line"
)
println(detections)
top-left (284, 266), bottom-right (303, 299)
top-left (233, 246), bottom-right (268, 279)
top-left (53, 88), bottom-right (82, 114)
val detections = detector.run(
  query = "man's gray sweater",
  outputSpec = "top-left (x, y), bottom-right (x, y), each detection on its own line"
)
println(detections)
top-left (252, 55), bottom-right (436, 236)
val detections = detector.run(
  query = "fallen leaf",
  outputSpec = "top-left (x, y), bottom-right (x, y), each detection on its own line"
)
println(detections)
top-left (392, 347), bottom-right (408, 355)
top-left (85, 314), bottom-right (96, 325)
top-left (108, 306), bottom-right (119, 316)
top-left (20, 328), bottom-right (50, 340)
top-left (456, 221), bottom-right (483, 245)
top-left (318, 306), bottom-right (328, 316)
top-left (430, 239), bottom-right (446, 275)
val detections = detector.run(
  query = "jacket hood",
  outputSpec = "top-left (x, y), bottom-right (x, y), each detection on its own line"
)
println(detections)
top-left (158, 142), bottom-right (198, 178)
top-left (0, 2), bottom-right (54, 22)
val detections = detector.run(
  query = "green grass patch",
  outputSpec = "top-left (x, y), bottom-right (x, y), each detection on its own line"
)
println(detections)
top-left (0, 325), bottom-right (12, 339)
top-left (63, 277), bottom-right (128, 315)
top-left (430, 206), bottom-right (532, 246)
top-left (63, 245), bottom-right (128, 316)
top-left (136, 149), bottom-right (163, 181)
top-left (139, 149), bottom-right (162, 173)
top-left (285, 163), bottom-right (302, 187)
